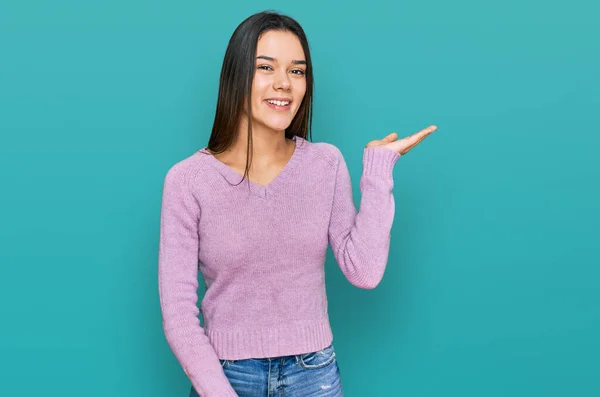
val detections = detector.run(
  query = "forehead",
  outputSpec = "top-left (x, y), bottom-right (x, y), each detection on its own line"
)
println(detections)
top-left (256, 30), bottom-right (305, 61)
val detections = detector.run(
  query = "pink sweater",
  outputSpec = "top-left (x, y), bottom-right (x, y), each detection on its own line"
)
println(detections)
top-left (158, 136), bottom-right (400, 396)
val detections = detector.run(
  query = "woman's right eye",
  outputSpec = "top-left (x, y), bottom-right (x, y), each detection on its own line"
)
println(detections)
top-left (258, 65), bottom-right (273, 71)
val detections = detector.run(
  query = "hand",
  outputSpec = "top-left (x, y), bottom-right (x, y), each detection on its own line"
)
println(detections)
top-left (366, 125), bottom-right (437, 155)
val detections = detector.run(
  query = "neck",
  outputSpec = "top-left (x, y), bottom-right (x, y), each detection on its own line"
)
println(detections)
top-left (228, 117), bottom-right (291, 165)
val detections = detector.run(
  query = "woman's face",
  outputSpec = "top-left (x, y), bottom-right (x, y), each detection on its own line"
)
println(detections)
top-left (246, 30), bottom-right (307, 133)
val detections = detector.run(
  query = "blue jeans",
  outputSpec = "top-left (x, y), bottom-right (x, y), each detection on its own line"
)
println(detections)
top-left (189, 343), bottom-right (343, 396)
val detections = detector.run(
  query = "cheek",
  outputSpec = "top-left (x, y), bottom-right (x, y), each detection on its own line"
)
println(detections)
top-left (252, 76), bottom-right (270, 104)
top-left (294, 81), bottom-right (307, 106)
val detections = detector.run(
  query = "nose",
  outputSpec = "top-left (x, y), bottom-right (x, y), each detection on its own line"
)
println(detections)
top-left (274, 70), bottom-right (291, 91)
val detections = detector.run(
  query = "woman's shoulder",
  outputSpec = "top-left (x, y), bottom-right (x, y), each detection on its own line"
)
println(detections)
top-left (303, 139), bottom-right (343, 169)
top-left (162, 149), bottom-right (213, 187)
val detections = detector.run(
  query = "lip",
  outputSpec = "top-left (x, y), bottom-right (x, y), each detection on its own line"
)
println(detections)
top-left (264, 97), bottom-right (292, 102)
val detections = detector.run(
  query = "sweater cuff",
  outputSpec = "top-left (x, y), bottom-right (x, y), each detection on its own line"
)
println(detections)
top-left (363, 146), bottom-right (401, 177)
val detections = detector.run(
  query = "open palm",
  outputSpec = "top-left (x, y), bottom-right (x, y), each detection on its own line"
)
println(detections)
top-left (366, 125), bottom-right (437, 155)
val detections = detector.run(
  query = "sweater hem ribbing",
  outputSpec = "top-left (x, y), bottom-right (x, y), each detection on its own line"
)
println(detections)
top-left (205, 318), bottom-right (334, 360)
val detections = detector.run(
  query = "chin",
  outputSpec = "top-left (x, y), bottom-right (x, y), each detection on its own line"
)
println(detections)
top-left (261, 118), bottom-right (294, 132)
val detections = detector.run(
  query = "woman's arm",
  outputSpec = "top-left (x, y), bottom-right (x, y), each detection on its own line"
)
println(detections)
top-left (327, 125), bottom-right (436, 289)
top-left (158, 163), bottom-right (237, 397)
top-left (327, 145), bottom-right (401, 289)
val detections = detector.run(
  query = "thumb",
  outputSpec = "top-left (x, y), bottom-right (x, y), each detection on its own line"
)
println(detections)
top-left (366, 132), bottom-right (398, 148)
top-left (384, 132), bottom-right (398, 142)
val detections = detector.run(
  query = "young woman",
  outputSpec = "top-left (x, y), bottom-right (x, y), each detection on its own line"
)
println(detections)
top-left (158, 11), bottom-right (436, 397)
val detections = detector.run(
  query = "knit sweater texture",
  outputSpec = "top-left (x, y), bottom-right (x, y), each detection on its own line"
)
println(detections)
top-left (158, 135), bottom-right (401, 396)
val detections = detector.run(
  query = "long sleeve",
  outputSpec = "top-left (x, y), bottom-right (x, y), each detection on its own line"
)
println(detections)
top-left (327, 145), bottom-right (401, 289)
top-left (158, 164), bottom-right (237, 397)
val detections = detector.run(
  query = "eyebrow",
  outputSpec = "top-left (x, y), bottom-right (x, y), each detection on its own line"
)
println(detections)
top-left (256, 55), bottom-right (307, 65)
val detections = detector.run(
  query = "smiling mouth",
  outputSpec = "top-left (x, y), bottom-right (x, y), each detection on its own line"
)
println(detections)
top-left (264, 99), bottom-right (291, 110)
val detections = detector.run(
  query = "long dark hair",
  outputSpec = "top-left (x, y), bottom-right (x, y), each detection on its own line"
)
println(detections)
top-left (204, 11), bottom-right (314, 184)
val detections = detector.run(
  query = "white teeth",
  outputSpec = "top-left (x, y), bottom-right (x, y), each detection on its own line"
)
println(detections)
top-left (267, 100), bottom-right (289, 106)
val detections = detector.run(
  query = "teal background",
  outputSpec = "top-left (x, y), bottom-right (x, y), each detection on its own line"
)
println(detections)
top-left (1, 0), bottom-right (598, 395)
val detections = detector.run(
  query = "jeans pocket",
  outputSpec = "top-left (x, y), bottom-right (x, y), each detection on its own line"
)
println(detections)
top-left (298, 344), bottom-right (336, 370)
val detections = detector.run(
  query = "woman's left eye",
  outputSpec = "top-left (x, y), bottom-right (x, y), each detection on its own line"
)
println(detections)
top-left (291, 69), bottom-right (305, 75)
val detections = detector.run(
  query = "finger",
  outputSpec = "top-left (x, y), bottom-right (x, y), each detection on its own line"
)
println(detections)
top-left (367, 132), bottom-right (397, 148)
top-left (396, 125), bottom-right (436, 154)
top-left (365, 139), bottom-right (383, 148)
top-left (408, 125), bottom-right (436, 145)
top-left (415, 125), bottom-right (437, 139)
top-left (384, 132), bottom-right (398, 142)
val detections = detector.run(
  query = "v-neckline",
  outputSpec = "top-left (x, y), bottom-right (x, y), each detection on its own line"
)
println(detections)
top-left (197, 135), bottom-right (305, 200)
